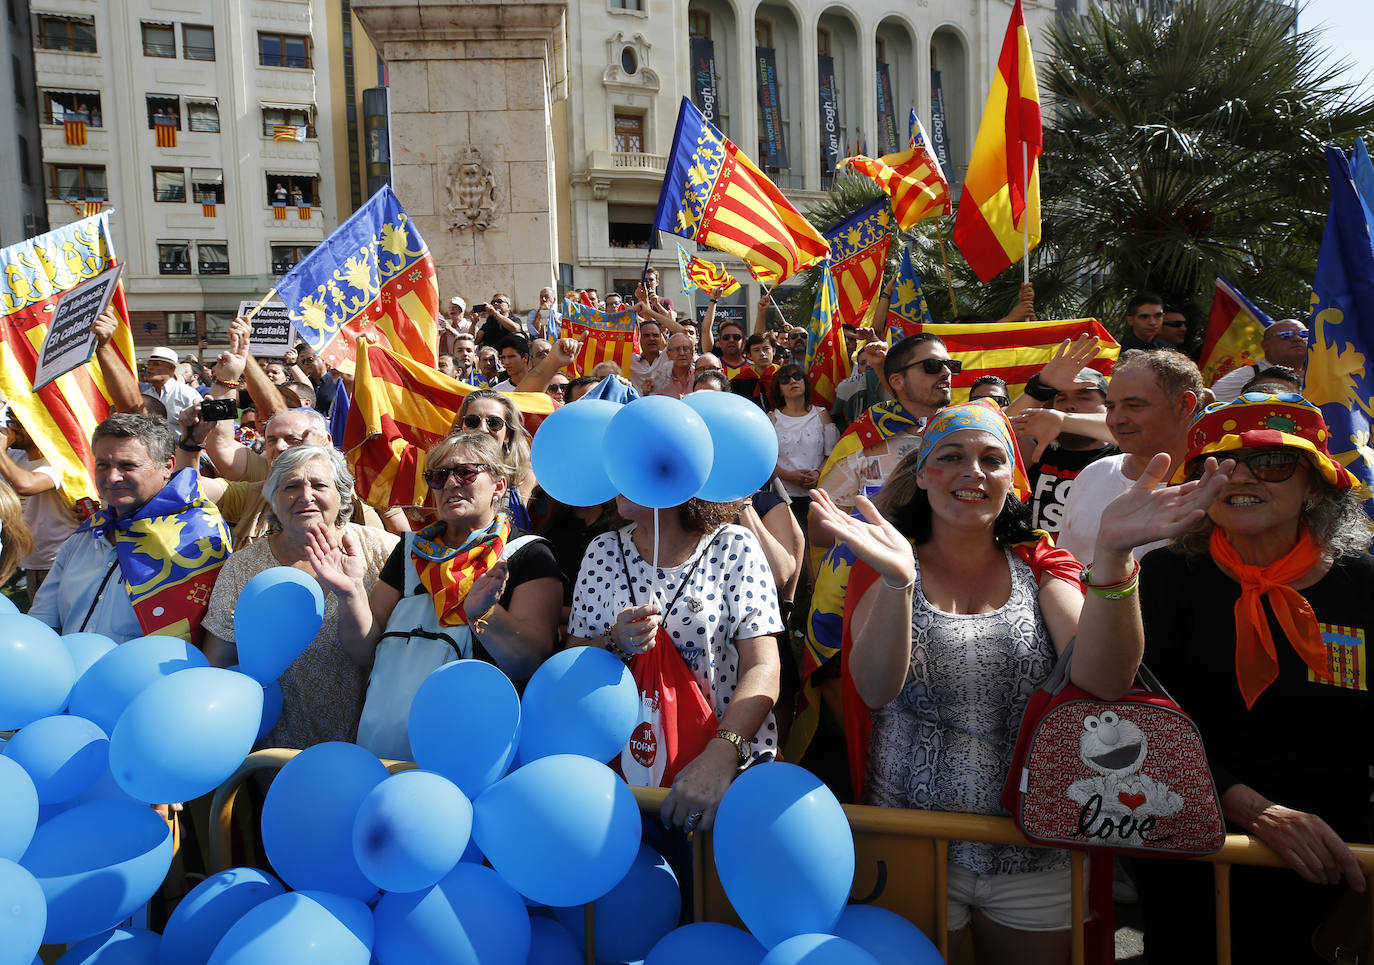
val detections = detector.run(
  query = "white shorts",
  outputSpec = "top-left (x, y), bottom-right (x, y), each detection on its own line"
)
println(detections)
top-left (946, 865), bottom-right (1076, 933)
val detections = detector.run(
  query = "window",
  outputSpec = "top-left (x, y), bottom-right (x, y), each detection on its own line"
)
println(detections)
top-left (158, 243), bottom-right (191, 275)
top-left (620, 46), bottom-right (638, 75)
top-left (12, 56), bottom-right (24, 107)
top-left (48, 164), bottom-right (106, 199)
top-left (261, 106), bottom-right (314, 138)
top-left (205, 313), bottom-right (235, 341)
top-left (18, 135), bottom-right (31, 186)
top-left (37, 15), bottom-right (96, 53)
top-left (187, 100), bottom-right (219, 133)
top-left (264, 174), bottom-right (319, 206)
top-left (259, 33), bottom-right (311, 69)
top-left (141, 22), bottom-right (175, 58)
top-left (42, 91), bottom-right (102, 126)
top-left (146, 95), bottom-right (180, 129)
top-left (271, 244), bottom-right (313, 274)
top-left (613, 113), bottom-right (644, 154)
top-left (190, 168), bottom-right (223, 204)
top-left (152, 167), bottom-right (185, 203)
top-left (608, 203), bottom-right (654, 248)
top-left (688, 11), bottom-right (710, 38)
top-left (166, 311), bottom-right (197, 343)
top-left (197, 243), bottom-right (229, 275)
top-left (608, 0), bottom-right (644, 8)
top-left (182, 24), bottom-right (214, 61)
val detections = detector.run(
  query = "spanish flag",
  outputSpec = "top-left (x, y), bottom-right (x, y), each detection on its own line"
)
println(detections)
top-left (655, 97), bottom-right (828, 286)
top-left (1198, 277), bottom-right (1269, 386)
top-left (342, 341), bottom-right (554, 509)
top-left (951, 0), bottom-right (1042, 282)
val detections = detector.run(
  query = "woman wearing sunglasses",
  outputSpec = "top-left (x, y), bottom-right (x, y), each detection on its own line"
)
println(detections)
top-left (451, 389), bottom-right (535, 527)
top-left (1130, 393), bottom-right (1372, 964)
top-left (768, 364), bottom-right (838, 531)
top-left (309, 431), bottom-right (562, 761)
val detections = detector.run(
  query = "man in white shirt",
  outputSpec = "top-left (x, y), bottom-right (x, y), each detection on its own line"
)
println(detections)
top-left (144, 346), bottom-right (202, 434)
top-left (492, 336), bottom-right (531, 391)
top-left (1056, 350), bottom-right (1202, 564)
top-left (629, 320), bottom-right (671, 392)
top-left (1209, 318), bottom-right (1309, 403)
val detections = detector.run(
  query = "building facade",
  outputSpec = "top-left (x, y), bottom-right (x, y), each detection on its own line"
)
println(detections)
top-left (0, 0), bottom-right (50, 249)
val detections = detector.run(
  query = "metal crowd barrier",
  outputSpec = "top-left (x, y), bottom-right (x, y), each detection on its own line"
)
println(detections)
top-left (208, 750), bottom-right (1374, 965)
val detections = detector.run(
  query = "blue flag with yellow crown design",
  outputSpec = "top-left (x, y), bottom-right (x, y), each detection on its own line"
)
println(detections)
top-left (886, 246), bottom-right (934, 343)
top-left (1307, 146), bottom-right (1374, 497)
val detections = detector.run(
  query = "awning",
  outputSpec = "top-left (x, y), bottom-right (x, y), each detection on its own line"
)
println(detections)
top-left (259, 100), bottom-right (314, 112)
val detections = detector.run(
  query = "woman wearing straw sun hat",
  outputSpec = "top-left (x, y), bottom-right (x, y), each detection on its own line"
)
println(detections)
top-left (1131, 392), bottom-right (1373, 964)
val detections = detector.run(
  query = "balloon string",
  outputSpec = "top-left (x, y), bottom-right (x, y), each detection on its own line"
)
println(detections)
top-left (652, 507), bottom-right (662, 611)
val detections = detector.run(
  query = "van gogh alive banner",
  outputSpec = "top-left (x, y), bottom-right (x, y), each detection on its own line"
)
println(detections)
top-left (819, 54), bottom-right (840, 174)
top-left (690, 37), bottom-right (719, 129)
top-left (930, 69), bottom-right (951, 169)
top-left (876, 63), bottom-right (898, 155)
top-left (756, 46), bottom-right (788, 168)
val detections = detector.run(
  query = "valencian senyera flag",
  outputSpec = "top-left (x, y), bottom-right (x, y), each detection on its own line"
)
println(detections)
top-left (886, 246), bottom-right (935, 343)
top-left (276, 184), bottom-right (439, 372)
top-left (154, 115), bottom-right (177, 148)
top-left (804, 260), bottom-right (850, 409)
top-left (841, 109), bottom-right (951, 230)
top-left (1199, 277), bottom-right (1271, 387)
top-left (824, 199), bottom-right (894, 331)
top-left (654, 97), bottom-right (828, 286)
top-left (64, 111), bottom-right (88, 146)
top-left (342, 341), bottom-right (556, 509)
top-left (79, 469), bottom-right (230, 645)
top-left (561, 301), bottom-right (641, 377)
top-left (952, 0), bottom-right (1042, 282)
top-left (1306, 145), bottom-right (1374, 496)
top-left (273, 125), bottom-right (307, 143)
top-left (0, 214), bottom-right (138, 504)
top-left (677, 244), bottom-right (740, 296)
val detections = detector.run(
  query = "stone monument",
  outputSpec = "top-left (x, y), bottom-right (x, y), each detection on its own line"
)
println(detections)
top-left (352, 0), bottom-right (568, 303)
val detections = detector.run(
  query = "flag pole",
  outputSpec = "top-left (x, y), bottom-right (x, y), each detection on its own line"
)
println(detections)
top-left (934, 223), bottom-right (960, 317)
top-left (1021, 142), bottom-right (1030, 286)
top-left (241, 288), bottom-right (279, 324)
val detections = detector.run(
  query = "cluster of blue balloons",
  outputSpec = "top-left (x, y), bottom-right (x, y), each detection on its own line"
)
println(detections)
top-left (530, 389), bottom-right (780, 508)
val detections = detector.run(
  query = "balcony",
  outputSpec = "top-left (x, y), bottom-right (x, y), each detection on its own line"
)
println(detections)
top-left (610, 151), bottom-right (665, 172)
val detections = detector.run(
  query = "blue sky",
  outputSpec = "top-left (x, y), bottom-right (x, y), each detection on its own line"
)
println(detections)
top-left (1300, 0), bottom-right (1374, 98)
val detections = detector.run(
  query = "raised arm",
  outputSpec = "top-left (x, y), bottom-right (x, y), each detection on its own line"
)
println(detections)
top-left (306, 525), bottom-right (400, 667)
top-left (514, 338), bottom-right (580, 393)
top-left (92, 309), bottom-right (145, 414)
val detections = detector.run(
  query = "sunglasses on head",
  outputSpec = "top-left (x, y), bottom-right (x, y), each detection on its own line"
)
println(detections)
top-left (461, 413), bottom-right (507, 433)
top-left (895, 357), bottom-right (963, 377)
top-left (1194, 449), bottom-right (1303, 483)
top-left (423, 463), bottom-right (489, 489)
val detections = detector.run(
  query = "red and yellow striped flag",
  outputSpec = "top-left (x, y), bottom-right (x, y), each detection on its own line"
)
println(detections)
top-left (297, 205), bottom-right (311, 220)
top-left (952, 0), bottom-right (1042, 282)
top-left (655, 97), bottom-right (828, 286)
top-left (341, 341), bottom-right (555, 508)
top-left (676, 244), bottom-right (740, 296)
top-left (202, 203), bottom-right (216, 217)
top-left (64, 113), bottom-right (88, 146)
top-left (824, 199), bottom-right (894, 329)
top-left (154, 116), bottom-right (177, 148)
top-left (272, 204), bottom-right (288, 220)
top-left (64, 199), bottom-right (104, 219)
top-left (911, 318), bottom-right (1117, 403)
top-left (561, 302), bottom-right (641, 377)
top-left (273, 125), bottom-right (306, 142)
top-left (841, 110), bottom-right (950, 230)
top-left (0, 213), bottom-right (139, 503)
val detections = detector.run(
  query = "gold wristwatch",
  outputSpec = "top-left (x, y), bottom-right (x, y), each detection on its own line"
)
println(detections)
top-left (714, 728), bottom-right (749, 766)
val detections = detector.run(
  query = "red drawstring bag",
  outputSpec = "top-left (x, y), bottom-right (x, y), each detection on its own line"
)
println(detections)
top-left (618, 624), bottom-right (719, 787)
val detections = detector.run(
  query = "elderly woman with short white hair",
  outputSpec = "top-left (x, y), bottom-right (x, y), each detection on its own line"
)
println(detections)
top-left (202, 444), bottom-right (398, 748)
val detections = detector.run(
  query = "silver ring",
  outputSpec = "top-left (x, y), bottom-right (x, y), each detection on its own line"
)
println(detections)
top-left (683, 811), bottom-right (703, 832)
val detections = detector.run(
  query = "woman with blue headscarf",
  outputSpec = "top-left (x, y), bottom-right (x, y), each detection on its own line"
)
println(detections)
top-left (810, 398), bottom-right (1230, 965)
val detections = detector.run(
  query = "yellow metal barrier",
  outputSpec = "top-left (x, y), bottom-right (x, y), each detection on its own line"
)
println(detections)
top-left (209, 752), bottom-right (1374, 965)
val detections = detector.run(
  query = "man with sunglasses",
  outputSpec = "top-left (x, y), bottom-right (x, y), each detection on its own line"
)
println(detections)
top-left (1209, 318), bottom-right (1308, 404)
top-left (475, 294), bottom-right (519, 348)
top-left (712, 318), bottom-right (751, 380)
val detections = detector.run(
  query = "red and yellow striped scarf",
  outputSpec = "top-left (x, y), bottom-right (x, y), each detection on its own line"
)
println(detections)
top-left (411, 515), bottom-right (511, 627)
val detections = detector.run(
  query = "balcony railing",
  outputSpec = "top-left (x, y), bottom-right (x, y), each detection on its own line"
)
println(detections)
top-left (611, 151), bottom-right (666, 171)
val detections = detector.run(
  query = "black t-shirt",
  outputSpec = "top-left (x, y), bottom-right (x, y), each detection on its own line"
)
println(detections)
top-left (1026, 442), bottom-right (1119, 536)
top-left (379, 527), bottom-right (564, 612)
top-left (1140, 548), bottom-right (1374, 839)
top-left (477, 315), bottom-right (508, 348)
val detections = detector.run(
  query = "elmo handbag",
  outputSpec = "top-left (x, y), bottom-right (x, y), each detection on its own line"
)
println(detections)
top-left (1002, 640), bottom-right (1226, 858)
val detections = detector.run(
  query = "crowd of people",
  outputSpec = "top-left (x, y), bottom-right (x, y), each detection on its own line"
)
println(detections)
top-left (0, 276), bottom-right (1366, 964)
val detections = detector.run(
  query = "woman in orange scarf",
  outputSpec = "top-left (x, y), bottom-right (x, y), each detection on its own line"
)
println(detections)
top-left (1132, 392), bottom-right (1371, 964)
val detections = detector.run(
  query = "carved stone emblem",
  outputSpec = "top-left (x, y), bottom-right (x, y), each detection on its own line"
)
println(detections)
top-left (446, 147), bottom-right (497, 231)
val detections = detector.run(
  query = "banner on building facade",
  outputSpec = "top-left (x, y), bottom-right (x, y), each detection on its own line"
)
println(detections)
top-left (876, 63), bottom-right (899, 155)
top-left (756, 46), bottom-right (789, 169)
top-left (818, 54), bottom-right (840, 175)
top-left (690, 37), bottom-right (720, 130)
top-left (930, 69), bottom-right (951, 170)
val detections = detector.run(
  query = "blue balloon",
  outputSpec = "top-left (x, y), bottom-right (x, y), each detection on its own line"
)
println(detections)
top-left (530, 398), bottom-right (622, 506)
top-left (0, 592), bottom-right (16, 614)
top-left (353, 769), bottom-right (472, 894)
top-left (0, 857), bottom-right (45, 964)
top-left (228, 664), bottom-right (282, 742)
top-left (682, 391), bottom-right (780, 501)
top-left (0, 613), bottom-right (74, 729)
top-left (207, 890), bottom-right (373, 965)
top-left (58, 927), bottom-right (161, 964)
top-left (108, 668), bottom-right (263, 805)
top-left (61, 632), bottom-right (117, 682)
top-left (518, 646), bottom-right (638, 765)
top-left (67, 635), bottom-right (208, 735)
top-left (233, 567), bottom-right (325, 684)
top-left (554, 842), bottom-right (679, 963)
top-left (472, 754), bottom-right (640, 907)
top-left (159, 867), bottom-right (285, 965)
top-left (4, 714), bottom-right (108, 804)
top-left (0, 755), bottom-right (39, 861)
top-left (528, 917), bottom-right (583, 965)
top-left (374, 863), bottom-right (529, 965)
top-left (758, 935), bottom-right (880, 965)
top-left (713, 763), bottom-right (854, 949)
top-left (22, 800), bottom-right (173, 944)
top-left (261, 742), bottom-right (388, 901)
top-left (409, 660), bottom-right (520, 798)
top-left (646, 923), bottom-right (766, 965)
top-left (604, 397), bottom-right (713, 508)
top-left (832, 905), bottom-right (942, 965)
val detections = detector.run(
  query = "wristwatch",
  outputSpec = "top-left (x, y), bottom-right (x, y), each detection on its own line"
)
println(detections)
top-left (714, 728), bottom-right (750, 766)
